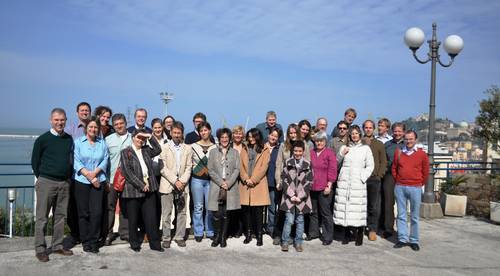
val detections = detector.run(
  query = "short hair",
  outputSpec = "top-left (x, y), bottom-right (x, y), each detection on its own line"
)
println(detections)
top-left (378, 118), bottom-right (391, 128)
top-left (337, 120), bottom-right (349, 128)
top-left (268, 126), bottom-right (283, 140)
top-left (197, 121), bottom-right (212, 132)
top-left (51, 108), bottom-right (66, 118)
top-left (134, 108), bottom-right (147, 117)
top-left (405, 130), bottom-right (418, 139)
top-left (131, 128), bottom-right (148, 138)
top-left (313, 131), bottom-right (328, 142)
top-left (232, 125), bottom-right (244, 134)
top-left (392, 122), bottom-right (406, 132)
top-left (216, 128), bottom-right (232, 141)
top-left (344, 107), bottom-right (357, 117)
top-left (83, 116), bottom-right (100, 135)
top-left (111, 113), bottom-right (126, 124)
top-left (151, 118), bottom-right (162, 128)
top-left (76, 102), bottom-right (91, 113)
top-left (171, 121), bottom-right (184, 134)
top-left (266, 111), bottom-right (277, 119)
top-left (94, 105), bottom-right (112, 117)
top-left (291, 140), bottom-right (305, 151)
top-left (192, 112), bottom-right (207, 122)
top-left (163, 115), bottom-right (175, 124)
top-left (316, 117), bottom-right (328, 125)
top-left (362, 119), bottom-right (375, 129)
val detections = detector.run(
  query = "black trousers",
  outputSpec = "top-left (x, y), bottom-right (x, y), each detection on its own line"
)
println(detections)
top-left (380, 173), bottom-right (396, 233)
top-left (125, 192), bottom-right (161, 250)
top-left (102, 186), bottom-right (129, 239)
top-left (242, 205), bottom-right (264, 236)
top-left (74, 181), bottom-right (104, 249)
top-left (67, 180), bottom-right (80, 240)
top-left (367, 177), bottom-right (382, 232)
top-left (309, 190), bottom-right (334, 242)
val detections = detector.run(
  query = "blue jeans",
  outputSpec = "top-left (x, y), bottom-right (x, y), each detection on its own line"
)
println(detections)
top-left (395, 185), bottom-right (422, 244)
top-left (281, 211), bottom-right (304, 246)
top-left (191, 178), bottom-right (214, 237)
top-left (267, 188), bottom-right (280, 235)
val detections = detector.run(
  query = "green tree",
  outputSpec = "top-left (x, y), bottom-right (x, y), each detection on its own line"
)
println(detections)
top-left (474, 85), bottom-right (500, 163)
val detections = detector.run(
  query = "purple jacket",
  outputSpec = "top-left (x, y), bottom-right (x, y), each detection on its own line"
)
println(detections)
top-left (310, 148), bottom-right (337, 191)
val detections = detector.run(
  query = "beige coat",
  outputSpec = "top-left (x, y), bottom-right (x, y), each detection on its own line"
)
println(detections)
top-left (239, 145), bottom-right (271, 206)
top-left (159, 142), bottom-right (193, 194)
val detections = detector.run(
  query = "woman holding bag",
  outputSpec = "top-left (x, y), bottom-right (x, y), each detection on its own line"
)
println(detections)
top-left (207, 128), bottom-right (241, 248)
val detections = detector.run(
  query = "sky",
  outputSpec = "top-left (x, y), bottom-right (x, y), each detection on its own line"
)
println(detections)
top-left (0, 0), bottom-right (499, 132)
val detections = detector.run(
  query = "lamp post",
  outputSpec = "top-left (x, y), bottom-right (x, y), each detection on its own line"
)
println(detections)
top-left (8, 188), bottom-right (16, 238)
top-left (160, 92), bottom-right (174, 117)
top-left (404, 23), bottom-right (464, 214)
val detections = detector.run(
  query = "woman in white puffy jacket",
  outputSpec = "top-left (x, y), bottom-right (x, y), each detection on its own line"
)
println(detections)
top-left (333, 125), bottom-right (374, 246)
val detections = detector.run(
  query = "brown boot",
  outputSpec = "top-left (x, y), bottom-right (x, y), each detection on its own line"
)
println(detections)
top-left (368, 231), bottom-right (377, 241)
top-left (36, 252), bottom-right (49, 262)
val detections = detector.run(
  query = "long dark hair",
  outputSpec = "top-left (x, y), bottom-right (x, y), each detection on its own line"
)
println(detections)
top-left (246, 128), bottom-right (264, 153)
top-left (285, 123), bottom-right (299, 151)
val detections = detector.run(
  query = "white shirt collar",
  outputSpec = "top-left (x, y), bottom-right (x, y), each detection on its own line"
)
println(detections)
top-left (50, 128), bottom-right (62, 136)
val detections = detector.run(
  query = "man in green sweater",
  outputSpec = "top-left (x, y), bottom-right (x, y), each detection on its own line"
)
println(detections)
top-left (31, 108), bottom-right (74, 262)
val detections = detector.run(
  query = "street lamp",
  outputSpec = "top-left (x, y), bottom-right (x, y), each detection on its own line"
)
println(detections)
top-left (160, 92), bottom-right (174, 117)
top-left (404, 23), bottom-right (464, 215)
top-left (8, 188), bottom-right (16, 238)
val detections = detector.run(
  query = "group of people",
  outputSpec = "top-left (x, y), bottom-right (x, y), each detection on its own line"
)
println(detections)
top-left (31, 103), bottom-right (429, 262)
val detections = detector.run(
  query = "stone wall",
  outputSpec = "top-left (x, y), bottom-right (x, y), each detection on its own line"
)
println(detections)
top-left (454, 174), bottom-right (499, 217)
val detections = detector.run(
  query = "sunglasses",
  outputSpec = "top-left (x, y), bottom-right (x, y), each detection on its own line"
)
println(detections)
top-left (338, 127), bottom-right (348, 130)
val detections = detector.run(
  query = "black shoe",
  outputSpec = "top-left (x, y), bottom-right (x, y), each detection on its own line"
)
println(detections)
top-left (243, 234), bottom-right (252, 244)
top-left (83, 245), bottom-right (92, 252)
top-left (195, 236), bottom-right (203, 243)
top-left (272, 237), bottom-right (281, 246)
top-left (305, 235), bottom-right (319, 241)
top-left (131, 247), bottom-right (141, 252)
top-left (211, 239), bottom-right (220, 247)
top-left (104, 236), bottom-right (113, 246)
top-left (220, 239), bottom-right (227, 248)
top-left (152, 247), bottom-right (165, 252)
top-left (382, 231), bottom-right (394, 239)
top-left (322, 240), bottom-right (333, 246)
top-left (393, 241), bottom-right (407, 249)
top-left (409, 243), bottom-right (420, 251)
top-left (256, 234), bottom-right (263, 246)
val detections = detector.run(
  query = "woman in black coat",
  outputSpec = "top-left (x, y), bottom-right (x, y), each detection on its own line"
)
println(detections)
top-left (120, 129), bottom-right (163, 252)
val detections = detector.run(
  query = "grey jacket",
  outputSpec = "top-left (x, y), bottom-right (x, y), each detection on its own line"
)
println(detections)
top-left (207, 147), bottom-right (241, 211)
top-left (120, 138), bottom-right (162, 198)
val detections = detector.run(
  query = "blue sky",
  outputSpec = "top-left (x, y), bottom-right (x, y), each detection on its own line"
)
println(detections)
top-left (0, 0), bottom-right (499, 132)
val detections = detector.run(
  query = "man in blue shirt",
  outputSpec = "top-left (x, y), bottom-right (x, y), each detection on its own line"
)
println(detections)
top-left (104, 113), bottom-right (132, 245)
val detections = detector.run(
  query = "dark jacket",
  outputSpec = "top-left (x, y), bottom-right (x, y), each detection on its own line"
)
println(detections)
top-left (120, 137), bottom-right (162, 198)
top-left (385, 138), bottom-right (405, 173)
top-left (127, 125), bottom-right (153, 134)
top-left (365, 137), bottom-right (387, 179)
top-left (267, 144), bottom-right (280, 188)
top-left (255, 122), bottom-right (284, 143)
top-left (184, 131), bottom-right (216, 145)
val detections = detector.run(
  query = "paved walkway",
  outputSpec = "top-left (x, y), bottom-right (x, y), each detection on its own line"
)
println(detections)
top-left (0, 216), bottom-right (499, 276)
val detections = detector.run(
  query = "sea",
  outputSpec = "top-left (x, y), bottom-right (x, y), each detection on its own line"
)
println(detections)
top-left (0, 128), bottom-right (45, 210)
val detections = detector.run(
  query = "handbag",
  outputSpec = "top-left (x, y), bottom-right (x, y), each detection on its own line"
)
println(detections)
top-left (113, 167), bottom-right (126, 192)
top-left (113, 148), bottom-right (132, 192)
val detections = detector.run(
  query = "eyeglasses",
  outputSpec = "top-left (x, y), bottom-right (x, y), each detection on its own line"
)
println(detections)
top-left (338, 127), bottom-right (348, 130)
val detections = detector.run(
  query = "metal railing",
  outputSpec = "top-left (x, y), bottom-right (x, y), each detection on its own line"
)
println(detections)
top-left (0, 163), bottom-right (37, 237)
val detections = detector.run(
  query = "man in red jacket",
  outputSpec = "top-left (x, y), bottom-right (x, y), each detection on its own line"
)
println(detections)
top-left (391, 130), bottom-right (429, 251)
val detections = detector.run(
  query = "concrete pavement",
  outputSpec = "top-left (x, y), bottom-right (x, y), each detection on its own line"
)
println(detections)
top-left (0, 216), bottom-right (499, 276)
